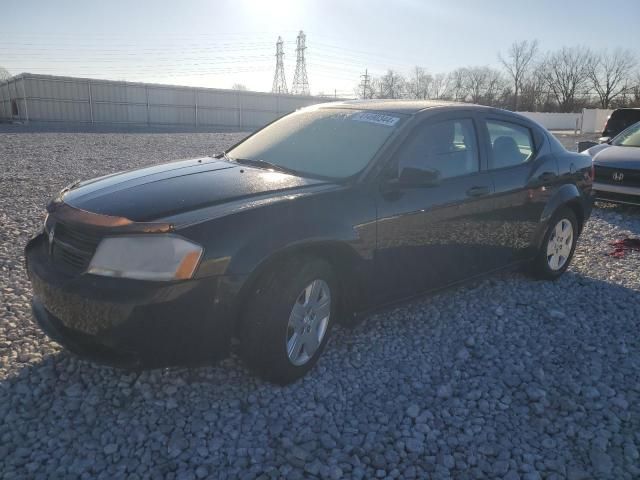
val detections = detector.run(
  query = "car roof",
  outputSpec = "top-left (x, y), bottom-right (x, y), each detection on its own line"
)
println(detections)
top-left (314, 99), bottom-right (494, 115)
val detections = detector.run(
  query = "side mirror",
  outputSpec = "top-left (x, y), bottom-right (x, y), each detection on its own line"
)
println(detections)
top-left (398, 167), bottom-right (441, 187)
top-left (577, 141), bottom-right (598, 153)
top-left (598, 136), bottom-right (611, 144)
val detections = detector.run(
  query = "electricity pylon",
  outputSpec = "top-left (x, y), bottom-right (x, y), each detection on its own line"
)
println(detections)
top-left (291, 31), bottom-right (310, 95)
top-left (271, 36), bottom-right (288, 94)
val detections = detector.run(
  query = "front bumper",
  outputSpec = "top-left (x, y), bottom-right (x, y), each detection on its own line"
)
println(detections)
top-left (26, 233), bottom-right (240, 368)
top-left (593, 182), bottom-right (640, 206)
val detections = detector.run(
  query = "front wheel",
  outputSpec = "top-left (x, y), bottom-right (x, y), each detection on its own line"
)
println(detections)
top-left (531, 207), bottom-right (579, 280)
top-left (239, 256), bottom-right (337, 385)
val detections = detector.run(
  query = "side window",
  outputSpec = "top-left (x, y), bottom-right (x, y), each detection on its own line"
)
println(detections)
top-left (486, 120), bottom-right (535, 169)
top-left (396, 118), bottom-right (479, 180)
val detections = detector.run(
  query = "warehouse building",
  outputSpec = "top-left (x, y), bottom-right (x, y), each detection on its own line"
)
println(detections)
top-left (0, 73), bottom-right (330, 129)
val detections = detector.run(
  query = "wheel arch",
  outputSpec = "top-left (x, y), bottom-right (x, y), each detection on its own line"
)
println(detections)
top-left (233, 240), bottom-right (367, 336)
top-left (534, 184), bottom-right (585, 250)
top-left (565, 198), bottom-right (585, 234)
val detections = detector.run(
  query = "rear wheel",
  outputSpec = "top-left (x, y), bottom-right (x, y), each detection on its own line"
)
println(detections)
top-left (239, 256), bottom-right (336, 384)
top-left (531, 207), bottom-right (578, 280)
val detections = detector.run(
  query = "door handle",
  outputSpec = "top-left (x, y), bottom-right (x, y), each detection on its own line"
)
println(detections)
top-left (466, 186), bottom-right (490, 197)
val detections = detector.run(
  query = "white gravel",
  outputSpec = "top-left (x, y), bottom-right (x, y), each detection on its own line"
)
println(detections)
top-left (1, 130), bottom-right (639, 479)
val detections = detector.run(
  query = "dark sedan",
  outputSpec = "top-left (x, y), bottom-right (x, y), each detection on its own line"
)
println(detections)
top-left (583, 121), bottom-right (640, 206)
top-left (26, 101), bottom-right (594, 384)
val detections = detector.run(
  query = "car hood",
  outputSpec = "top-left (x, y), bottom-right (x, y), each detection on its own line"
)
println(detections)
top-left (584, 143), bottom-right (610, 157)
top-left (592, 145), bottom-right (640, 168)
top-left (60, 157), bottom-right (331, 222)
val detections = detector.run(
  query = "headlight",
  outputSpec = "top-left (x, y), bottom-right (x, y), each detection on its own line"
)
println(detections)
top-left (87, 235), bottom-right (203, 281)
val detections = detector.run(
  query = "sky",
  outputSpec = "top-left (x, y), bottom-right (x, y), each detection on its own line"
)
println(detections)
top-left (2, 0), bottom-right (639, 96)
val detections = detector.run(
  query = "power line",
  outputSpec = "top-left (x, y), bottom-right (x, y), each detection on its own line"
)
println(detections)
top-left (1, 31), bottom-right (429, 93)
top-left (291, 31), bottom-right (309, 95)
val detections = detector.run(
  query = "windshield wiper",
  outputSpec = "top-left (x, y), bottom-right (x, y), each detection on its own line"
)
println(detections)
top-left (229, 157), bottom-right (301, 176)
top-left (215, 151), bottom-right (233, 161)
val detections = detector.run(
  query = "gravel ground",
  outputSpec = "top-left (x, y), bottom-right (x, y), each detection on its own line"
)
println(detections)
top-left (1, 130), bottom-right (639, 479)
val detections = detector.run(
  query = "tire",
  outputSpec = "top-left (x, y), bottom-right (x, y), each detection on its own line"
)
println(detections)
top-left (531, 207), bottom-right (579, 280)
top-left (239, 256), bottom-right (337, 385)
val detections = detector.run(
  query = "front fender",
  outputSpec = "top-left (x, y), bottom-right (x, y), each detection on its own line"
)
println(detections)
top-left (176, 186), bottom-right (378, 309)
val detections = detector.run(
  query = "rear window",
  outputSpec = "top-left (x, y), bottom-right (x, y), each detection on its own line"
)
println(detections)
top-left (604, 109), bottom-right (640, 137)
top-left (486, 120), bottom-right (535, 169)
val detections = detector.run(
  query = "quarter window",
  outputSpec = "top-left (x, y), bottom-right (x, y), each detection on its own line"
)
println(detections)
top-left (486, 120), bottom-right (534, 169)
top-left (396, 118), bottom-right (479, 179)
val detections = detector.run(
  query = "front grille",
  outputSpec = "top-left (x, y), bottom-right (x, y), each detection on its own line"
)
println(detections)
top-left (595, 165), bottom-right (640, 187)
top-left (51, 222), bottom-right (102, 273)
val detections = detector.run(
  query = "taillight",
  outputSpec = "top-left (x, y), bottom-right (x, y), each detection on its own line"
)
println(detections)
top-left (589, 163), bottom-right (595, 181)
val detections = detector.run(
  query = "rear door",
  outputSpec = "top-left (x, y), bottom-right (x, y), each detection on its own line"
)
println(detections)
top-left (478, 114), bottom-right (559, 262)
top-left (373, 111), bottom-right (500, 303)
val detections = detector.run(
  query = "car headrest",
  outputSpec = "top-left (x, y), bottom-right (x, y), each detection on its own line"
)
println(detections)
top-left (492, 136), bottom-right (521, 167)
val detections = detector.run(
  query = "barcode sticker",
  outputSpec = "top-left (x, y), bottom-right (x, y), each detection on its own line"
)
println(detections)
top-left (350, 112), bottom-right (400, 127)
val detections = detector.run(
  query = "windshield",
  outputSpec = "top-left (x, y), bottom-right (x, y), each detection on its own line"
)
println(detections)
top-left (612, 121), bottom-right (640, 147)
top-left (227, 107), bottom-right (407, 179)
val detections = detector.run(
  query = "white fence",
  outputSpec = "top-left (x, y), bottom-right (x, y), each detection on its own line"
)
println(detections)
top-left (518, 112), bottom-right (582, 131)
top-left (580, 108), bottom-right (613, 134)
top-left (0, 73), bottom-right (338, 129)
top-left (519, 109), bottom-right (612, 133)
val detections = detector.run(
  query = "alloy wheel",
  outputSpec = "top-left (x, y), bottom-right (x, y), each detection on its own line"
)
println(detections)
top-left (546, 218), bottom-right (574, 271)
top-left (285, 279), bottom-right (331, 366)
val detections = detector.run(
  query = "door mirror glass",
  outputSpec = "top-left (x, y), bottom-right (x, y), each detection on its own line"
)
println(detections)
top-left (398, 167), bottom-right (441, 186)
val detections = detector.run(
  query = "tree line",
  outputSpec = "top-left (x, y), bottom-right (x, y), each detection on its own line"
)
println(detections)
top-left (356, 41), bottom-right (640, 112)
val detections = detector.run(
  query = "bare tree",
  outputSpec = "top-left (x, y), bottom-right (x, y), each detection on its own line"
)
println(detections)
top-left (631, 72), bottom-right (640, 107)
top-left (232, 83), bottom-right (247, 91)
top-left (369, 77), bottom-right (383, 99)
top-left (378, 70), bottom-right (406, 99)
top-left (587, 48), bottom-right (637, 109)
top-left (406, 66), bottom-right (432, 99)
top-left (430, 73), bottom-right (450, 99)
top-left (498, 40), bottom-right (539, 111)
top-left (0, 67), bottom-right (11, 82)
top-left (454, 66), bottom-right (505, 105)
top-left (484, 68), bottom-right (507, 106)
top-left (463, 67), bottom-right (486, 103)
top-left (519, 66), bottom-right (550, 111)
top-left (542, 47), bottom-right (593, 113)
top-left (448, 68), bottom-right (468, 102)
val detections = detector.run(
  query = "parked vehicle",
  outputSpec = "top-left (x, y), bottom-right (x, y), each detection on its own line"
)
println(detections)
top-left (600, 108), bottom-right (640, 143)
top-left (582, 121), bottom-right (640, 206)
top-left (25, 101), bottom-right (594, 384)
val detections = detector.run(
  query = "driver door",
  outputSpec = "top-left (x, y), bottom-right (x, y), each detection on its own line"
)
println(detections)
top-left (373, 112), bottom-right (498, 303)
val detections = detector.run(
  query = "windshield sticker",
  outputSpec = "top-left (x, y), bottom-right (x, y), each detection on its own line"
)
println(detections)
top-left (350, 112), bottom-right (400, 127)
